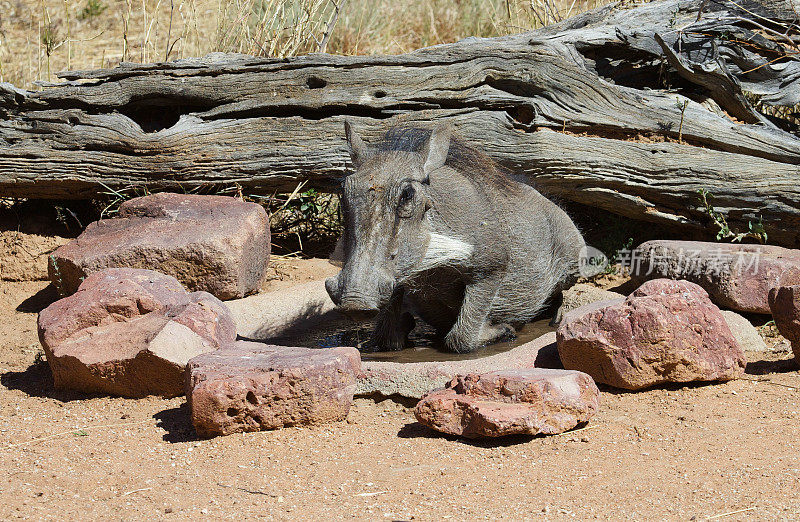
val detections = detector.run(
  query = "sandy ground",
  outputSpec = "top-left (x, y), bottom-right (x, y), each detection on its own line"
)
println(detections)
top-left (2, 236), bottom-right (800, 520)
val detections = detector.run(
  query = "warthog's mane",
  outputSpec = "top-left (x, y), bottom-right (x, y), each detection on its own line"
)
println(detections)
top-left (376, 125), bottom-right (518, 191)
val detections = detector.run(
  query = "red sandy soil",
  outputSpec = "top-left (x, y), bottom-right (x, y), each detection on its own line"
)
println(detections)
top-left (1, 231), bottom-right (800, 520)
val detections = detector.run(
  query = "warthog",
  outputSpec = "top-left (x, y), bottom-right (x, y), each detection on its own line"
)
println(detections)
top-left (325, 122), bottom-right (585, 353)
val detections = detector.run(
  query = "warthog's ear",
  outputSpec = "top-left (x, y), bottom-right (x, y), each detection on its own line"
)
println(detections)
top-left (422, 124), bottom-right (453, 180)
top-left (344, 120), bottom-right (372, 169)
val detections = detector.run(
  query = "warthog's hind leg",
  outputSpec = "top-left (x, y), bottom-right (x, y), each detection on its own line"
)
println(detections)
top-left (548, 290), bottom-right (565, 327)
top-left (478, 322), bottom-right (516, 346)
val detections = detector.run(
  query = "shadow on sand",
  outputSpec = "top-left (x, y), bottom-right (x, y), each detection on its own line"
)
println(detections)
top-left (154, 403), bottom-right (197, 443)
top-left (0, 360), bottom-right (97, 402)
top-left (745, 357), bottom-right (799, 375)
top-left (16, 283), bottom-right (60, 313)
top-left (397, 421), bottom-right (593, 447)
top-left (2, 361), bottom-right (200, 442)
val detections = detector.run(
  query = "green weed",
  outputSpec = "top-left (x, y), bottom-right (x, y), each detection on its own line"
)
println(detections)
top-left (698, 189), bottom-right (767, 244)
top-left (79, 0), bottom-right (107, 20)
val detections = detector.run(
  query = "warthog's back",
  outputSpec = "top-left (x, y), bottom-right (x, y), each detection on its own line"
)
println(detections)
top-left (491, 182), bottom-right (584, 323)
top-left (419, 162), bottom-right (584, 326)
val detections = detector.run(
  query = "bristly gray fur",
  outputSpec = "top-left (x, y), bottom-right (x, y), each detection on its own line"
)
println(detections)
top-left (326, 122), bottom-right (585, 353)
top-left (374, 126), bottom-right (519, 192)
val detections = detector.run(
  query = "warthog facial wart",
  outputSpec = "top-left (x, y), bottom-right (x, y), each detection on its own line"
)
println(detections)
top-left (325, 121), bottom-right (585, 353)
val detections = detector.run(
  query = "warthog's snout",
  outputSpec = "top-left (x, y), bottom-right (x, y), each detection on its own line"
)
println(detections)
top-left (325, 272), bottom-right (394, 322)
top-left (336, 304), bottom-right (380, 322)
top-left (325, 276), bottom-right (343, 306)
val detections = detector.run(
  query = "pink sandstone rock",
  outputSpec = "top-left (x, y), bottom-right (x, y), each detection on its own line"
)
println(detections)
top-left (414, 369), bottom-right (599, 438)
top-left (631, 240), bottom-right (800, 314)
top-left (187, 342), bottom-right (362, 438)
top-left (48, 192), bottom-right (270, 300)
top-left (556, 279), bottom-right (746, 390)
top-left (38, 268), bottom-right (235, 397)
top-left (768, 285), bottom-right (800, 363)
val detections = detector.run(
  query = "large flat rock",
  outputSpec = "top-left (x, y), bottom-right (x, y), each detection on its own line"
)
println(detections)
top-left (38, 268), bottom-right (236, 397)
top-left (187, 342), bottom-right (362, 438)
top-left (414, 369), bottom-right (599, 438)
top-left (48, 193), bottom-right (270, 300)
top-left (557, 279), bottom-right (746, 390)
top-left (631, 240), bottom-right (800, 314)
top-left (225, 280), bottom-right (338, 340)
top-left (357, 332), bottom-right (561, 399)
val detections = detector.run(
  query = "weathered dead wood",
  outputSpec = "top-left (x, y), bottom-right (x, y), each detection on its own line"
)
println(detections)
top-left (1, 0), bottom-right (799, 244)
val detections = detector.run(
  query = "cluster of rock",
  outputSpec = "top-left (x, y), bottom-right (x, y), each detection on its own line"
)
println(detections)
top-left (631, 240), bottom-right (800, 314)
top-left (557, 279), bottom-right (746, 390)
top-left (48, 193), bottom-right (270, 300)
top-left (38, 272), bottom-right (362, 438)
top-left (35, 222), bottom-right (800, 440)
top-left (188, 342), bottom-right (361, 437)
top-left (36, 193), bottom-right (366, 436)
top-left (629, 240), bottom-right (800, 360)
top-left (38, 268), bottom-right (236, 398)
top-left (414, 369), bottom-right (599, 438)
top-left (411, 240), bottom-right (800, 437)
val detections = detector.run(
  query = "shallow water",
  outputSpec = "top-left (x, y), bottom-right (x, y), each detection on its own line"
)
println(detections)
top-left (270, 317), bottom-right (555, 363)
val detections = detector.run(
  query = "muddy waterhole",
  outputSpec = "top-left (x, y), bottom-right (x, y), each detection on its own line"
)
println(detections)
top-left (270, 318), bottom-right (555, 363)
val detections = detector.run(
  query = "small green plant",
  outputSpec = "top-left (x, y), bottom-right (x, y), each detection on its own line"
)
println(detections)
top-left (676, 98), bottom-right (689, 143)
top-left (297, 188), bottom-right (325, 215)
top-left (49, 254), bottom-right (67, 297)
top-left (604, 237), bottom-right (634, 275)
top-left (698, 189), bottom-right (767, 244)
top-left (268, 184), bottom-right (342, 256)
top-left (40, 21), bottom-right (61, 57)
top-left (97, 182), bottom-right (151, 218)
top-left (668, 5), bottom-right (681, 27)
top-left (79, 0), bottom-right (107, 20)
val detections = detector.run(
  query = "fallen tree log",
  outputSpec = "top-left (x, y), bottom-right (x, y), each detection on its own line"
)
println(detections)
top-left (1, 0), bottom-right (799, 245)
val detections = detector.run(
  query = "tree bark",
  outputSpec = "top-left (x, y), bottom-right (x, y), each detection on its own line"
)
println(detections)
top-left (1, 0), bottom-right (798, 244)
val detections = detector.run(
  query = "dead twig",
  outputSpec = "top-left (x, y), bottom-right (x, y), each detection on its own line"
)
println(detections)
top-left (217, 483), bottom-right (277, 496)
top-left (318, 0), bottom-right (346, 53)
top-left (704, 506), bottom-right (757, 519)
top-left (354, 491), bottom-right (387, 497)
top-left (740, 376), bottom-right (798, 391)
top-left (555, 424), bottom-right (601, 437)
top-left (121, 487), bottom-right (153, 497)
top-left (6, 419), bottom-right (152, 449)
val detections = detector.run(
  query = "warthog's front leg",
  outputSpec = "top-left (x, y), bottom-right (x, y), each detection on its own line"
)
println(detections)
top-left (372, 287), bottom-right (415, 351)
top-left (444, 273), bottom-right (512, 353)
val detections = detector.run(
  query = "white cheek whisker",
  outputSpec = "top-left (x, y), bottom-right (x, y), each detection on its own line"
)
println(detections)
top-left (413, 233), bottom-right (474, 273)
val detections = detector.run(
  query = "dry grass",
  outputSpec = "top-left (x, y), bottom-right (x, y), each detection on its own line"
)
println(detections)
top-left (0, 0), bottom-right (608, 89)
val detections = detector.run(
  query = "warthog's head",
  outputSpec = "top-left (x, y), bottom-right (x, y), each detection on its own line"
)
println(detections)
top-left (325, 122), bottom-right (467, 320)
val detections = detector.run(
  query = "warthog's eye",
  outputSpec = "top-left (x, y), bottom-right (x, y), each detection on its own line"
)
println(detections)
top-left (399, 185), bottom-right (415, 204)
top-left (397, 184), bottom-right (416, 218)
